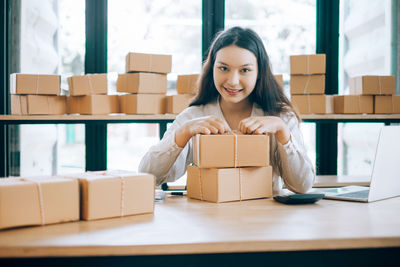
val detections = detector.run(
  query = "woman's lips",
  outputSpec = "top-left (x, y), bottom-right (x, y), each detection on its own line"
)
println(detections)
top-left (223, 86), bottom-right (243, 95)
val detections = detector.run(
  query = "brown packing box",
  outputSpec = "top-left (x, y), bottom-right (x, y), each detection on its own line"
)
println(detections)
top-left (290, 75), bottom-right (325, 94)
top-left (291, 95), bottom-right (334, 114)
top-left (11, 95), bottom-right (66, 115)
top-left (349, 76), bottom-right (395, 95)
top-left (117, 73), bottom-right (167, 94)
top-left (120, 94), bottom-right (166, 114)
top-left (10, 73), bottom-right (61, 95)
top-left (176, 74), bottom-right (199, 94)
top-left (193, 133), bottom-right (269, 168)
top-left (62, 170), bottom-right (155, 221)
top-left (187, 166), bottom-right (273, 203)
top-left (166, 94), bottom-right (194, 114)
top-left (67, 95), bottom-right (119, 115)
top-left (126, 52), bottom-right (172, 74)
top-left (290, 54), bottom-right (326, 75)
top-left (67, 74), bottom-right (108, 96)
top-left (0, 176), bottom-right (79, 230)
top-left (374, 95), bottom-right (400, 114)
top-left (334, 95), bottom-right (374, 114)
top-left (274, 74), bottom-right (283, 88)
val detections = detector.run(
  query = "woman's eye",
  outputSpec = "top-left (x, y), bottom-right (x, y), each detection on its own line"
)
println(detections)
top-left (241, 68), bottom-right (250, 73)
top-left (219, 66), bottom-right (228, 71)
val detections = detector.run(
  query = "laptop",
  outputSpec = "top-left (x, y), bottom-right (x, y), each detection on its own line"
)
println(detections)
top-left (318, 126), bottom-right (400, 202)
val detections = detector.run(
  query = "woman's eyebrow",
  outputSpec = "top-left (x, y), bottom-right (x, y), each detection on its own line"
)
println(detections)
top-left (216, 61), bottom-right (254, 67)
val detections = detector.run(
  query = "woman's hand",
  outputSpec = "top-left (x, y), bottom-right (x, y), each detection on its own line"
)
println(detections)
top-left (238, 116), bottom-right (291, 144)
top-left (175, 116), bottom-right (229, 148)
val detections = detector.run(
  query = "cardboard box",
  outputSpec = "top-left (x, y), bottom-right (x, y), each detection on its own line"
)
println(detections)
top-left (67, 74), bottom-right (108, 96)
top-left (11, 95), bottom-right (66, 115)
top-left (187, 166), bottom-right (273, 203)
top-left (349, 76), bottom-right (395, 95)
top-left (67, 95), bottom-right (119, 115)
top-left (117, 73), bottom-right (167, 94)
top-left (290, 54), bottom-right (326, 75)
top-left (193, 133), bottom-right (269, 168)
top-left (291, 95), bottom-right (334, 114)
top-left (334, 95), bottom-right (374, 114)
top-left (10, 73), bottom-right (61, 95)
top-left (62, 170), bottom-right (155, 221)
top-left (176, 74), bottom-right (199, 94)
top-left (290, 75), bottom-right (325, 94)
top-left (274, 74), bottom-right (283, 88)
top-left (374, 95), bottom-right (400, 114)
top-left (0, 176), bottom-right (79, 230)
top-left (166, 94), bottom-right (194, 114)
top-left (126, 52), bottom-right (172, 74)
top-left (119, 94), bottom-right (166, 114)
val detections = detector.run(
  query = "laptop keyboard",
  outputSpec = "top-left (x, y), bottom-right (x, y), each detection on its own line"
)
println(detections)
top-left (336, 189), bottom-right (370, 199)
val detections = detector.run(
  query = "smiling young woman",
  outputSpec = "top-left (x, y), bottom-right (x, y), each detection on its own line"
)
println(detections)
top-left (139, 27), bottom-right (315, 194)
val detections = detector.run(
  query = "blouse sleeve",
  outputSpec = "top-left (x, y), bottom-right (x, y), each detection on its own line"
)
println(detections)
top-left (138, 109), bottom-right (195, 186)
top-left (277, 114), bottom-right (316, 193)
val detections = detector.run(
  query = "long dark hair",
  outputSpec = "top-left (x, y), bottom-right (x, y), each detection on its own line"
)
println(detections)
top-left (190, 26), bottom-right (298, 119)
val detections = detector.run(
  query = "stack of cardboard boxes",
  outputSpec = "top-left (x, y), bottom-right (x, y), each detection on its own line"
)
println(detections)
top-left (187, 133), bottom-right (273, 203)
top-left (118, 52), bottom-right (172, 114)
top-left (0, 170), bottom-right (155, 230)
top-left (10, 74), bottom-right (66, 115)
top-left (166, 74), bottom-right (198, 114)
top-left (290, 54), bottom-right (334, 114)
top-left (335, 75), bottom-right (398, 114)
top-left (67, 74), bottom-right (119, 115)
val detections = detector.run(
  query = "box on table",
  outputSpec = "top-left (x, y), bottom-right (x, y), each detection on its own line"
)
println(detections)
top-left (176, 74), bottom-right (199, 94)
top-left (290, 75), bottom-right (325, 94)
top-left (10, 73), bottom-right (61, 95)
top-left (67, 74), bottom-right (108, 96)
top-left (290, 54), bottom-right (326, 75)
top-left (193, 133), bottom-right (269, 168)
top-left (117, 73), bottom-right (167, 94)
top-left (119, 94), bottom-right (166, 114)
top-left (334, 95), bottom-right (374, 114)
top-left (62, 170), bottom-right (155, 221)
top-left (374, 95), bottom-right (400, 114)
top-left (0, 176), bottom-right (79, 230)
top-left (274, 74), bottom-right (283, 88)
top-left (11, 95), bottom-right (66, 115)
top-left (349, 76), bottom-right (395, 95)
top-left (291, 95), bottom-right (334, 114)
top-left (187, 165), bottom-right (273, 203)
top-left (126, 52), bottom-right (172, 74)
top-left (67, 95), bottom-right (119, 115)
top-left (166, 94), bottom-right (194, 114)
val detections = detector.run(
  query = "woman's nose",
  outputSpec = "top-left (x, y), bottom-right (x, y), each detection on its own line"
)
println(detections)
top-left (227, 71), bottom-right (240, 86)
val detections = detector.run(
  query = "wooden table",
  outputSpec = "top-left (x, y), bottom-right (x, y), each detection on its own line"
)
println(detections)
top-left (0, 194), bottom-right (399, 266)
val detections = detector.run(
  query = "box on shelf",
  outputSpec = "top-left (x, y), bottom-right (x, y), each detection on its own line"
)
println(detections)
top-left (193, 133), bottom-right (269, 168)
top-left (166, 94), bottom-right (194, 114)
top-left (349, 76), bottom-right (395, 95)
top-left (187, 165), bottom-right (273, 203)
top-left (176, 74), bottom-right (199, 94)
top-left (291, 94), bottom-right (334, 114)
top-left (374, 95), bottom-right (400, 114)
top-left (10, 73), bottom-right (61, 95)
top-left (119, 94), bottom-right (166, 114)
top-left (117, 73), bottom-right (167, 94)
top-left (67, 95), bottom-right (119, 115)
top-left (61, 170), bottom-right (155, 221)
top-left (290, 75), bottom-right (325, 94)
top-left (0, 176), bottom-right (79, 230)
top-left (334, 95), bottom-right (374, 114)
top-left (290, 54), bottom-right (326, 75)
top-left (126, 52), bottom-right (172, 74)
top-left (274, 74), bottom-right (283, 88)
top-left (67, 74), bottom-right (108, 96)
top-left (11, 95), bottom-right (66, 115)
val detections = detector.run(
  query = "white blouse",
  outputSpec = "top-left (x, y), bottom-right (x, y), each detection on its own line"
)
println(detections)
top-left (139, 99), bottom-right (315, 194)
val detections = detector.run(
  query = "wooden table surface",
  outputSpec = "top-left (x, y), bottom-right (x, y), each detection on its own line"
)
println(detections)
top-left (0, 193), bottom-right (399, 258)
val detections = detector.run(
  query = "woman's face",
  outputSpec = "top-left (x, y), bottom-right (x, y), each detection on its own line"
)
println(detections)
top-left (213, 45), bottom-right (258, 105)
